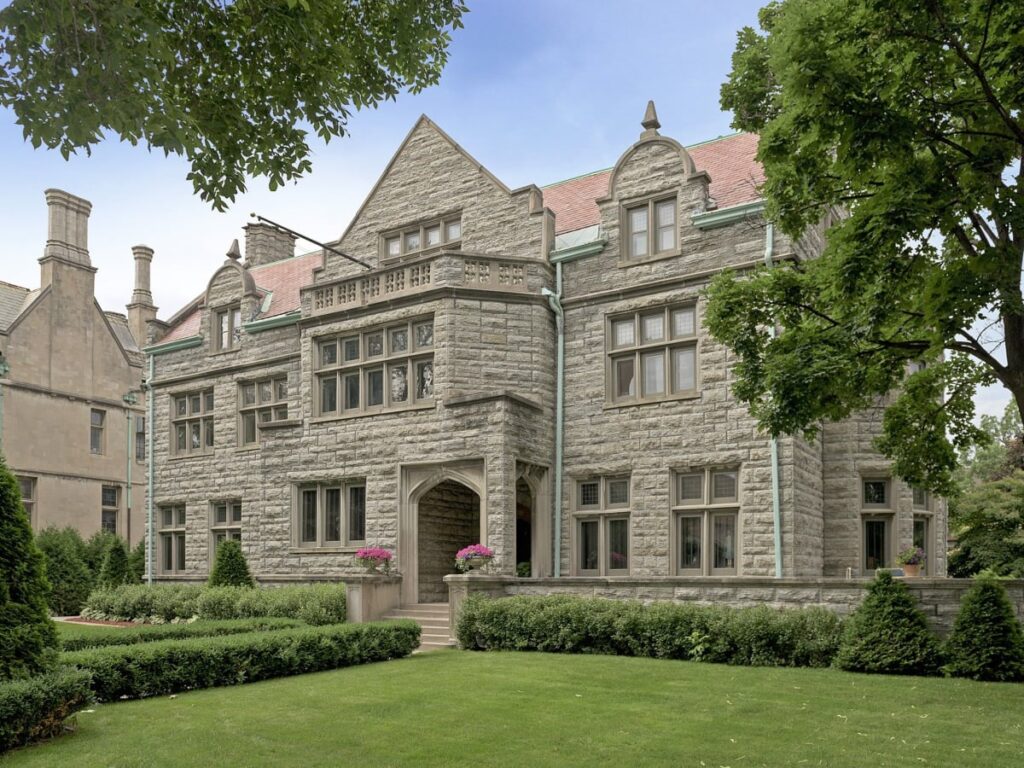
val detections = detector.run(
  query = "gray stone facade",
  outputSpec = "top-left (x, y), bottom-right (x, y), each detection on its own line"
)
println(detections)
top-left (144, 108), bottom-right (947, 603)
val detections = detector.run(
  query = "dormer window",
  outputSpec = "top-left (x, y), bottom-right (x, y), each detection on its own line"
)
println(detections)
top-left (214, 305), bottom-right (242, 351)
top-left (623, 195), bottom-right (677, 261)
top-left (382, 215), bottom-right (462, 262)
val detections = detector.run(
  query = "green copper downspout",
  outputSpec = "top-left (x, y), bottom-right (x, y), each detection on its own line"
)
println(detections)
top-left (145, 353), bottom-right (155, 585)
top-left (543, 264), bottom-right (565, 578)
top-left (764, 223), bottom-right (783, 578)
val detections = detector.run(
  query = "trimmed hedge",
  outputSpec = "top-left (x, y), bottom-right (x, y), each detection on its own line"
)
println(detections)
top-left (456, 595), bottom-right (842, 668)
top-left (64, 621), bottom-right (420, 701)
top-left (82, 583), bottom-right (347, 625)
top-left (0, 668), bottom-right (93, 752)
top-left (59, 618), bottom-right (305, 651)
top-left (943, 577), bottom-right (1024, 682)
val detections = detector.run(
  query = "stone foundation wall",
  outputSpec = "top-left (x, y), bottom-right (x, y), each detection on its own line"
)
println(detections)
top-left (446, 575), bottom-right (1024, 636)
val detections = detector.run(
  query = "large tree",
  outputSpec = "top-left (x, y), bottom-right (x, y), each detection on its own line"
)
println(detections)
top-left (0, 0), bottom-right (468, 209)
top-left (709, 0), bottom-right (1024, 494)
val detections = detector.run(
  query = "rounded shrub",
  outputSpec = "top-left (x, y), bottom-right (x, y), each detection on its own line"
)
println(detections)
top-left (943, 577), bottom-right (1024, 682)
top-left (834, 571), bottom-right (943, 676)
top-left (35, 527), bottom-right (92, 616)
top-left (0, 453), bottom-right (58, 679)
top-left (208, 540), bottom-right (254, 588)
top-left (98, 540), bottom-right (131, 588)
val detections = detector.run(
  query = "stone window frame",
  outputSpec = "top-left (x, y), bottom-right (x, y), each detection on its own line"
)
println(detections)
top-left (210, 500), bottom-right (242, 561)
top-left (17, 475), bottom-right (36, 524)
top-left (101, 485), bottom-right (119, 534)
top-left (911, 486), bottom-right (930, 511)
top-left (158, 504), bottom-right (187, 574)
top-left (90, 408), bottom-right (106, 454)
top-left (671, 467), bottom-right (740, 576)
top-left (292, 481), bottom-right (367, 551)
top-left (314, 317), bottom-right (434, 420)
top-left (571, 476), bottom-right (631, 576)
top-left (606, 303), bottom-right (699, 407)
top-left (238, 376), bottom-right (290, 447)
top-left (860, 476), bottom-right (894, 573)
top-left (619, 191), bottom-right (680, 264)
top-left (381, 213), bottom-right (462, 263)
top-left (212, 303), bottom-right (243, 353)
top-left (170, 388), bottom-right (215, 458)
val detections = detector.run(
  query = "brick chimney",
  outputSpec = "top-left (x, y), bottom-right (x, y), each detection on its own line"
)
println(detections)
top-left (243, 222), bottom-right (296, 268)
top-left (126, 245), bottom-right (158, 347)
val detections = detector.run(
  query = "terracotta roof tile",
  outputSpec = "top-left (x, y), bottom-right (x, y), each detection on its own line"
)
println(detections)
top-left (543, 132), bottom-right (763, 234)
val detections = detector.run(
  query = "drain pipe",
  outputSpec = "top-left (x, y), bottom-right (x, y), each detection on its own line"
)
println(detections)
top-left (542, 264), bottom-right (565, 578)
top-left (764, 223), bottom-right (783, 578)
top-left (144, 353), bottom-right (155, 585)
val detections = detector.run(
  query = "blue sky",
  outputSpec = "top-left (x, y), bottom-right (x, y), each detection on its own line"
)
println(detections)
top-left (0, 0), bottom-right (1010, 416)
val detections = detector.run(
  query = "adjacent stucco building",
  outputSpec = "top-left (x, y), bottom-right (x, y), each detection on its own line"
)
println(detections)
top-left (143, 104), bottom-right (946, 603)
top-left (1, 190), bottom-right (153, 543)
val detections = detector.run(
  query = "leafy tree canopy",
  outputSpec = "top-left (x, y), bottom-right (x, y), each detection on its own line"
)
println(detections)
top-left (711, 0), bottom-right (1024, 494)
top-left (0, 0), bottom-right (468, 209)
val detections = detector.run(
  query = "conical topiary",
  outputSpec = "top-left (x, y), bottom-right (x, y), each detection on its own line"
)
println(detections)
top-left (36, 527), bottom-right (92, 616)
top-left (0, 452), bottom-right (58, 679)
top-left (98, 540), bottom-right (131, 588)
top-left (83, 530), bottom-right (118, 585)
top-left (834, 570), bottom-right (943, 676)
top-left (208, 540), bottom-right (254, 588)
top-left (944, 577), bottom-right (1024, 682)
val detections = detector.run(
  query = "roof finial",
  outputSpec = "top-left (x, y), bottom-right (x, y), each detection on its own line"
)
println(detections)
top-left (641, 100), bottom-right (661, 133)
top-left (226, 239), bottom-right (241, 261)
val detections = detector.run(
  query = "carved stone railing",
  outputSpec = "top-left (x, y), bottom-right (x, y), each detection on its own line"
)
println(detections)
top-left (306, 252), bottom-right (530, 316)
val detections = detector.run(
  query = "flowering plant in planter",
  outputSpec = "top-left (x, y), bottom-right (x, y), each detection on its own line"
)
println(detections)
top-left (896, 547), bottom-right (926, 566)
top-left (355, 547), bottom-right (394, 574)
top-left (455, 544), bottom-right (494, 573)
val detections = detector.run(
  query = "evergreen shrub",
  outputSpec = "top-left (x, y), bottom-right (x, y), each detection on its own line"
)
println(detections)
top-left (943, 577), bottom-right (1024, 682)
top-left (59, 617), bottom-right (305, 651)
top-left (0, 668), bottom-right (93, 752)
top-left (97, 541), bottom-right (131, 589)
top-left (35, 528), bottom-right (92, 616)
top-left (207, 540), bottom-right (254, 588)
top-left (833, 571), bottom-right (943, 676)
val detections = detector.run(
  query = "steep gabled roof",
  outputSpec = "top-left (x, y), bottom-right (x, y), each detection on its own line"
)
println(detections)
top-left (543, 132), bottom-right (763, 235)
top-left (0, 280), bottom-right (32, 333)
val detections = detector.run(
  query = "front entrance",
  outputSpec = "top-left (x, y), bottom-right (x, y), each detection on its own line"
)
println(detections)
top-left (416, 479), bottom-right (480, 603)
top-left (516, 477), bottom-right (532, 576)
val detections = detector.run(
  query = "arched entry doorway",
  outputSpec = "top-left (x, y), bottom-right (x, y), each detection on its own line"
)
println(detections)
top-left (516, 477), bottom-right (532, 576)
top-left (416, 479), bottom-right (480, 603)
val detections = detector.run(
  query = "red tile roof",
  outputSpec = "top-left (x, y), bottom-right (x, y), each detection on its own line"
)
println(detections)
top-left (157, 133), bottom-right (762, 342)
top-left (544, 132), bottom-right (763, 234)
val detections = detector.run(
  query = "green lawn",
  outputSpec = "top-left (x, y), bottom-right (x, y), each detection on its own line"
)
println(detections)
top-left (53, 622), bottom-right (126, 642)
top-left (5, 651), bottom-right (1023, 767)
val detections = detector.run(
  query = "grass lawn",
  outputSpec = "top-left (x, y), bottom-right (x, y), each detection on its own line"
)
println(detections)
top-left (4, 651), bottom-right (1023, 767)
top-left (53, 622), bottom-right (126, 642)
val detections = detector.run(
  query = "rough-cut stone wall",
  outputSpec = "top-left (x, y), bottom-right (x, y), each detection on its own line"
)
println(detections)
top-left (448, 575), bottom-right (1024, 636)
top-left (418, 479), bottom-right (480, 602)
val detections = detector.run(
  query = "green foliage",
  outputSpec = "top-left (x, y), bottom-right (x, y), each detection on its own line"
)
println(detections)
top-left (0, 0), bottom-right (468, 209)
top-left (208, 540), bottom-right (254, 588)
top-left (64, 621), bottom-right (420, 702)
top-left (127, 539), bottom-right (146, 585)
top-left (97, 541), bottom-right (131, 589)
top-left (456, 595), bottom-right (842, 668)
top-left (0, 668), bottom-right (93, 753)
top-left (948, 470), bottom-right (1024, 577)
top-left (943, 578), bottom-right (1024, 682)
top-left (83, 584), bottom-right (347, 626)
top-left (59, 617), bottom-right (305, 651)
top-left (35, 528), bottom-right (92, 616)
top-left (82, 530), bottom-right (118, 579)
top-left (834, 572), bottom-right (943, 676)
top-left (0, 453), bottom-right (58, 680)
top-left (711, 0), bottom-right (1024, 493)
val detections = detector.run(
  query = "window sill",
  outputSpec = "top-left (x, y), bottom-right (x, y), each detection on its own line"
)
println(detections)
top-left (310, 401), bottom-right (436, 423)
top-left (603, 392), bottom-right (700, 410)
top-left (168, 452), bottom-right (215, 461)
top-left (617, 249), bottom-right (682, 268)
top-left (258, 419), bottom-right (302, 430)
top-left (860, 509), bottom-right (895, 515)
top-left (208, 347), bottom-right (242, 358)
top-left (289, 546), bottom-right (363, 555)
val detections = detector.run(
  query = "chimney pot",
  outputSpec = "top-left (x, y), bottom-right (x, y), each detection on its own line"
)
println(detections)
top-left (42, 188), bottom-right (93, 266)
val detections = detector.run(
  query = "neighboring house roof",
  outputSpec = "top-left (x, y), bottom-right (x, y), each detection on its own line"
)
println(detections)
top-left (0, 280), bottom-right (32, 333)
top-left (104, 311), bottom-right (141, 354)
top-left (156, 132), bottom-right (764, 341)
top-left (543, 132), bottom-right (763, 235)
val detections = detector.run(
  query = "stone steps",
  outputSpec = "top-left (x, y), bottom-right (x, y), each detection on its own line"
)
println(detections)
top-left (382, 602), bottom-right (455, 652)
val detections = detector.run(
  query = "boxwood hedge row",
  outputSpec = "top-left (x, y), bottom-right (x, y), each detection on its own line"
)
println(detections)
top-left (59, 617), bottom-right (305, 651)
top-left (0, 668), bottom-right (93, 753)
top-left (63, 620), bottom-right (420, 701)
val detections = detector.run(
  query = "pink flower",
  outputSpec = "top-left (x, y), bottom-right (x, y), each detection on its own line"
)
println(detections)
top-left (455, 544), bottom-right (494, 561)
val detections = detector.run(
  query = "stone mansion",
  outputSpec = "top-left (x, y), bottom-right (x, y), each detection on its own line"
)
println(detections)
top-left (141, 104), bottom-right (946, 604)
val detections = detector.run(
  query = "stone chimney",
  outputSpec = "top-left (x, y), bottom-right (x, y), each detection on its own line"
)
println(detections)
top-left (127, 245), bottom-right (158, 347)
top-left (243, 222), bottom-right (296, 268)
top-left (39, 188), bottom-right (96, 290)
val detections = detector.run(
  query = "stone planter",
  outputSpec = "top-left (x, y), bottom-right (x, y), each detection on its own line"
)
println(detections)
top-left (902, 563), bottom-right (921, 578)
